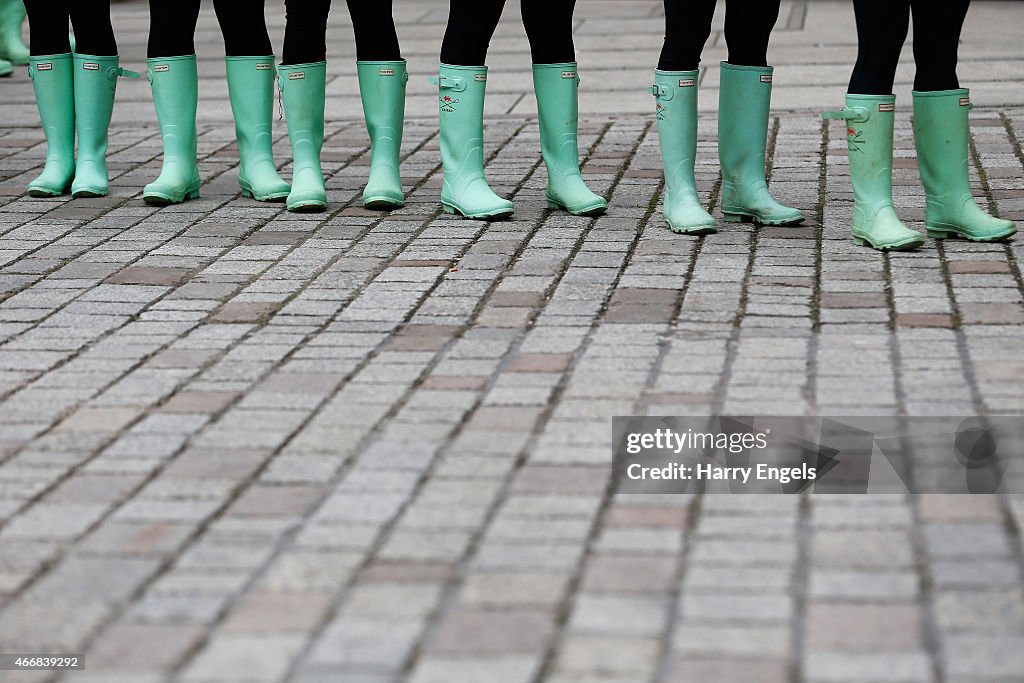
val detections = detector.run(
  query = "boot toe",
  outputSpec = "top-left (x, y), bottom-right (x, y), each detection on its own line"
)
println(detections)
top-left (363, 187), bottom-right (405, 210)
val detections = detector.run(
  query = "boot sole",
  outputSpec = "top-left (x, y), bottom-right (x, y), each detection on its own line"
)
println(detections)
top-left (288, 202), bottom-right (327, 213)
top-left (853, 235), bottom-right (924, 251)
top-left (364, 197), bottom-right (405, 211)
top-left (927, 225), bottom-right (1017, 242)
top-left (546, 199), bottom-right (608, 217)
top-left (442, 203), bottom-right (514, 220)
top-left (144, 188), bottom-right (201, 205)
top-left (241, 188), bottom-right (289, 203)
top-left (668, 224), bottom-right (717, 236)
top-left (723, 211), bottom-right (804, 227)
top-left (72, 190), bottom-right (108, 199)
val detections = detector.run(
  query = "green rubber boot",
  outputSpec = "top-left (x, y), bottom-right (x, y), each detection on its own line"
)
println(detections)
top-left (913, 89), bottom-right (1016, 242)
top-left (430, 64), bottom-right (514, 219)
top-left (718, 63), bottom-right (803, 226)
top-left (144, 55), bottom-right (201, 205)
top-left (278, 61), bottom-right (327, 213)
top-left (226, 56), bottom-right (290, 202)
top-left (0, 57), bottom-right (12, 77)
top-left (0, 0), bottom-right (28, 66)
top-left (27, 54), bottom-right (75, 197)
top-left (357, 60), bottom-right (407, 209)
top-left (532, 63), bottom-right (607, 216)
top-left (824, 95), bottom-right (924, 251)
top-left (650, 70), bottom-right (716, 234)
top-left (71, 55), bottom-right (137, 198)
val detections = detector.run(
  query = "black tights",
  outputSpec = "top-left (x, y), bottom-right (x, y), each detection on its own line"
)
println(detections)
top-left (282, 0), bottom-right (401, 65)
top-left (147, 0), bottom-right (272, 58)
top-left (440, 0), bottom-right (577, 66)
top-left (24, 0), bottom-right (116, 56)
top-left (849, 0), bottom-right (969, 94)
top-left (658, 0), bottom-right (780, 71)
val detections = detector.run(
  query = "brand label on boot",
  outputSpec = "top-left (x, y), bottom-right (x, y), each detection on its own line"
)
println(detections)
top-left (37, 63), bottom-right (52, 71)
top-left (959, 97), bottom-right (971, 107)
top-left (878, 103), bottom-right (895, 112)
top-left (154, 64), bottom-right (169, 73)
top-left (760, 74), bottom-right (773, 83)
top-left (678, 78), bottom-right (695, 87)
top-left (289, 72), bottom-right (305, 80)
top-left (379, 68), bottom-right (395, 76)
top-left (256, 63), bottom-right (271, 70)
top-left (561, 71), bottom-right (576, 79)
top-left (83, 62), bottom-right (99, 71)
top-left (474, 74), bottom-right (487, 82)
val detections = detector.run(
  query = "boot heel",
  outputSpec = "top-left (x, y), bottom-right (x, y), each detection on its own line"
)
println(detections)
top-left (853, 237), bottom-right (869, 247)
top-left (722, 212), bottom-right (750, 224)
top-left (442, 203), bottom-right (456, 215)
top-left (240, 188), bottom-right (253, 199)
top-left (926, 227), bottom-right (952, 239)
top-left (547, 199), bottom-right (561, 210)
top-left (186, 188), bottom-right (200, 201)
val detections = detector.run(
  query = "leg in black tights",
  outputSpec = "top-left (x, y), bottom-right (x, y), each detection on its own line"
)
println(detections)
top-left (910, 0), bottom-right (968, 91)
top-left (282, 0), bottom-right (401, 65)
top-left (25, 0), bottom-right (116, 56)
top-left (212, 0), bottom-right (273, 56)
top-left (440, 0), bottom-right (505, 66)
top-left (440, 0), bottom-right (577, 66)
top-left (147, 0), bottom-right (200, 57)
top-left (849, 0), bottom-right (969, 94)
top-left (723, 0), bottom-right (779, 67)
top-left (659, 0), bottom-right (780, 72)
top-left (848, 0), bottom-right (910, 94)
top-left (522, 0), bottom-right (576, 64)
top-left (149, 0), bottom-right (272, 59)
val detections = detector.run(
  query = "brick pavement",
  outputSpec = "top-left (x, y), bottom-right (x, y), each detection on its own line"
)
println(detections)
top-left (0, 1), bottom-right (1023, 682)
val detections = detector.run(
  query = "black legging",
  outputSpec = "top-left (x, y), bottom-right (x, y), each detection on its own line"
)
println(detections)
top-left (658, 0), bottom-right (780, 71)
top-left (24, 0), bottom-right (116, 56)
top-left (849, 0), bottom-right (969, 94)
top-left (282, 0), bottom-right (401, 65)
top-left (440, 0), bottom-right (576, 66)
top-left (147, 0), bottom-right (272, 58)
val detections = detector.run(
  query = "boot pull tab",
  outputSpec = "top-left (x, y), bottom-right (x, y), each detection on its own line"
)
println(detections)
top-left (823, 107), bottom-right (868, 123)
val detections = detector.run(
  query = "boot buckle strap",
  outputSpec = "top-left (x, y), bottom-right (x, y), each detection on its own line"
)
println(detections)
top-left (109, 66), bottom-right (140, 80)
top-left (430, 75), bottom-right (467, 92)
top-left (822, 107), bottom-right (868, 123)
top-left (649, 84), bottom-right (672, 101)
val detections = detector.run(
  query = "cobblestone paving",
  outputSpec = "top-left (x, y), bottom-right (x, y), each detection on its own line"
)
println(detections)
top-left (0, 1), bottom-right (1023, 682)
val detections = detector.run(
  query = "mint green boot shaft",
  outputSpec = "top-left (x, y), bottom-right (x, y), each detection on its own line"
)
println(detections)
top-left (651, 70), bottom-right (715, 234)
top-left (226, 56), bottom-right (289, 202)
top-left (0, 0), bottom-right (28, 65)
top-left (145, 55), bottom-right (200, 204)
top-left (532, 63), bottom-right (607, 216)
top-left (718, 63), bottom-right (803, 226)
top-left (433, 64), bottom-right (514, 219)
top-left (28, 54), bottom-right (75, 197)
top-left (357, 60), bottom-right (407, 209)
top-left (278, 62), bottom-right (327, 213)
top-left (72, 54), bottom-right (134, 198)
top-left (913, 89), bottom-right (1016, 242)
top-left (825, 94), bottom-right (922, 251)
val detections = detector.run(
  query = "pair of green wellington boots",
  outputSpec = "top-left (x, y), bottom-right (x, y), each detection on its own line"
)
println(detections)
top-left (275, 60), bottom-right (409, 213)
top-left (826, 91), bottom-right (1015, 251)
top-left (431, 62), bottom-right (607, 219)
top-left (651, 62), bottom-right (804, 235)
top-left (144, 55), bottom-right (292, 205)
top-left (27, 53), bottom-right (137, 198)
